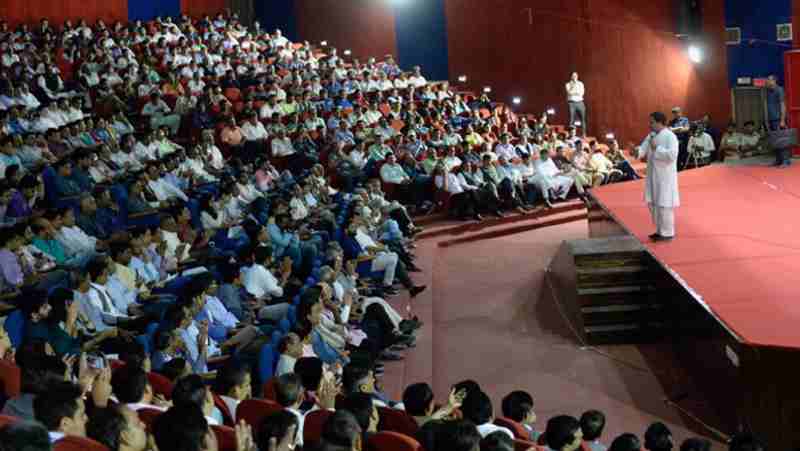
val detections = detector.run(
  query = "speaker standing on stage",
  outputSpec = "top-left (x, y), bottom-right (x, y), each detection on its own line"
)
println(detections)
top-left (566, 72), bottom-right (587, 137)
top-left (637, 112), bottom-right (680, 242)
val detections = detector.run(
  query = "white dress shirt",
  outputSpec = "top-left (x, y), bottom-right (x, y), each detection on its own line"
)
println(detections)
top-left (243, 263), bottom-right (283, 300)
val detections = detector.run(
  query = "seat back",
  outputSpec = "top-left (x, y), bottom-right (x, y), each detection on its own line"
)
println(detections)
top-left (377, 406), bottom-right (419, 436)
top-left (257, 346), bottom-right (276, 387)
top-left (262, 377), bottom-right (278, 400)
top-left (4, 310), bottom-right (25, 348)
top-left (212, 425), bottom-right (237, 451)
top-left (367, 431), bottom-right (423, 451)
top-left (514, 438), bottom-right (540, 451)
top-left (147, 372), bottom-right (174, 399)
top-left (0, 360), bottom-right (21, 398)
top-left (54, 436), bottom-right (110, 451)
top-left (0, 414), bottom-right (17, 428)
top-left (303, 409), bottom-right (333, 446)
top-left (236, 398), bottom-right (283, 430)
top-left (495, 417), bottom-right (530, 440)
top-left (213, 393), bottom-right (235, 426)
top-left (137, 407), bottom-right (163, 431)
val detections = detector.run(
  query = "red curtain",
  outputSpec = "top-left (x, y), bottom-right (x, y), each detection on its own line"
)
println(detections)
top-left (181, 0), bottom-right (228, 18)
top-left (3, 0), bottom-right (127, 27)
top-left (294, 0), bottom-right (397, 61)
top-left (444, 0), bottom-right (730, 145)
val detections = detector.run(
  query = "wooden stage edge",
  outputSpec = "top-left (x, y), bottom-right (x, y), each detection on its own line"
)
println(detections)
top-left (542, 192), bottom-right (800, 451)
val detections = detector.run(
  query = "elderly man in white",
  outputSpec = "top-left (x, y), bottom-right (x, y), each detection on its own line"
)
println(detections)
top-left (637, 111), bottom-right (680, 241)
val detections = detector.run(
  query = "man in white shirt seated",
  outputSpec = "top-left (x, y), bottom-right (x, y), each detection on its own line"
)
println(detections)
top-left (241, 113), bottom-right (269, 143)
top-left (271, 128), bottom-right (296, 157)
top-left (144, 162), bottom-right (189, 203)
top-left (212, 360), bottom-right (252, 422)
top-left (462, 390), bottom-right (514, 439)
top-left (408, 66), bottom-right (427, 88)
top-left (55, 207), bottom-right (105, 262)
top-left (274, 372), bottom-right (338, 448)
top-left (33, 380), bottom-right (88, 444)
top-left (141, 93), bottom-right (180, 136)
top-left (494, 134), bottom-right (517, 161)
top-left (242, 246), bottom-right (293, 321)
top-left (276, 332), bottom-right (304, 376)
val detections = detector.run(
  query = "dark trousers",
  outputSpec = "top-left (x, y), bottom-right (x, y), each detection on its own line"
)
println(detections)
top-left (568, 101), bottom-right (587, 132)
top-left (770, 120), bottom-right (793, 165)
top-left (449, 191), bottom-right (479, 218)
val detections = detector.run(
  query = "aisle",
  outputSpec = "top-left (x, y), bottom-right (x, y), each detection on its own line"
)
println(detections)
top-left (381, 220), bottom-right (719, 444)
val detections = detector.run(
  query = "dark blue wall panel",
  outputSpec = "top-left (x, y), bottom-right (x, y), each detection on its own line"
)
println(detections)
top-left (393, 0), bottom-right (449, 80)
top-left (129, 0), bottom-right (181, 21)
top-left (255, 0), bottom-right (298, 42)
top-left (725, 0), bottom-right (791, 86)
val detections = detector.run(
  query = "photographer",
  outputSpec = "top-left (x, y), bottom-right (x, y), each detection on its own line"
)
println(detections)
top-left (687, 123), bottom-right (715, 167)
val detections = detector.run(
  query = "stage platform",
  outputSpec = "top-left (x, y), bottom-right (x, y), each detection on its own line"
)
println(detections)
top-left (590, 163), bottom-right (800, 349)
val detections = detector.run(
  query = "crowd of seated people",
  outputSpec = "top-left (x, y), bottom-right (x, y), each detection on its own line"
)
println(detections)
top-left (0, 10), bottom-right (750, 451)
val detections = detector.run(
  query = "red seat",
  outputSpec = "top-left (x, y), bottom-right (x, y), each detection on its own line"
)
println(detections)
top-left (212, 425), bottom-right (237, 451)
top-left (262, 377), bottom-right (277, 400)
top-left (377, 406), bottom-right (419, 436)
top-left (0, 360), bottom-right (21, 398)
top-left (236, 398), bottom-right (283, 430)
top-left (495, 417), bottom-right (530, 440)
top-left (303, 409), bottom-right (334, 446)
top-left (514, 438), bottom-right (540, 451)
top-left (137, 408), bottom-right (163, 431)
top-left (147, 372), bottom-right (174, 400)
top-left (213, 393), bottom-right (235, 426)
top-left (367, 431), bottom-right (423, 451)
top-left (223, 88), bottom-right (242, 103)
top-left (0, 414), bottom-right (17, 427)
top-left (54, 436), bottom-right (109, 451)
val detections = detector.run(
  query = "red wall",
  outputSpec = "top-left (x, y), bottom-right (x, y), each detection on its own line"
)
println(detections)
top-left (181, 0), bottom-right (228, 18)
top-left (294, 0), bottom-right (396, 62)
top-left (3, 0), bottom-right (128, 27)
top-left (445, 0), bottom-right (730, 145)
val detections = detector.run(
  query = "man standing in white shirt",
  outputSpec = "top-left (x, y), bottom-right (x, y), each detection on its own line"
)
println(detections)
top-left (566, 72), bottom-right (587, 136)
top-left (637, 112), bottom-right (680, 241)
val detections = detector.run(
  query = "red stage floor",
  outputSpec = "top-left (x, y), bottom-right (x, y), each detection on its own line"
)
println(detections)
top-left (592, 164), bottom-right (800, 349)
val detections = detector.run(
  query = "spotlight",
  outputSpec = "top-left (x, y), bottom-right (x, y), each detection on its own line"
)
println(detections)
top-left (688, 45), bottom-right (702, 63)
top-left (483, 86), bottom-right (492, 93)
top-left (574, 121), bottom-right (583, 127)
top-left (605, 133), bottom-right (615, 140)
top-left (457, 75), bottom-right (467, 83)
top-left (546, 108), bottom-right (555, 115)
top-left (321, 40), bottom-right (328, 46)
top-left (344, 49), bottom-right (352, 56)
top-left (512, 96), bottom-right (521, 105)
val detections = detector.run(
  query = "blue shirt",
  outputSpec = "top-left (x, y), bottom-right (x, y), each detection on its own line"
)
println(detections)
top-left (767, 85), bottom-right (785, 121)
top-left (267, 223), bottom-right (299, 257)
top-left (311, 329), bottom-right (348, 366)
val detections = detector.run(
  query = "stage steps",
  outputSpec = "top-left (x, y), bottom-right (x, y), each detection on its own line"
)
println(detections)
top-left (415, 200), bottom-right (586, 240)
top-left (546, 236), bottom-right (673, 345)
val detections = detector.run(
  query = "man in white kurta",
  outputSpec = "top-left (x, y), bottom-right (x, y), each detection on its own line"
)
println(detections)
top-left (637, 112), bottom-right (680, 241)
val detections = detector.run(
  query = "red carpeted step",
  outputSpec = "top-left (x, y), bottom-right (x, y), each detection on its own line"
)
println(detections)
top-left (437, 210), bottom-right (588, 247)
top-left (415, 200), bottom-right (586, 240)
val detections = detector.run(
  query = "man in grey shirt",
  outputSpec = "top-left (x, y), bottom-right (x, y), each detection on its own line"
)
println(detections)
top-left (766, 75), bottom-right (791, 166)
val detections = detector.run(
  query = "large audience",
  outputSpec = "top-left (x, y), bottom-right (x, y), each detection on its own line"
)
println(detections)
top-left (0, 10), bottom-right (760, 451)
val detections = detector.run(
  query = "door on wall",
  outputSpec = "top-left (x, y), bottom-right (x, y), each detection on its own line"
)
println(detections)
top-left (732, 87), bottom-right (766, 130)
top-left (784, 50), bottom-right (800, 155)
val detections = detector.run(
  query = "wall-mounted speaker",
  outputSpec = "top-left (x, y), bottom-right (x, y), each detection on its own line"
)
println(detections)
top-left (676, 0), bottom-right (702, 37)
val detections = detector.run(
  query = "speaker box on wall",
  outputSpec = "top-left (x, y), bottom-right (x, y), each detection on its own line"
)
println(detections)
top-left (676, 0), bottom-right (703, 37)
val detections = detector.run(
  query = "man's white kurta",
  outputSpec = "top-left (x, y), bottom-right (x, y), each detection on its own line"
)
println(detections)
top-left (638, 128), bottom-right (680, 207)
